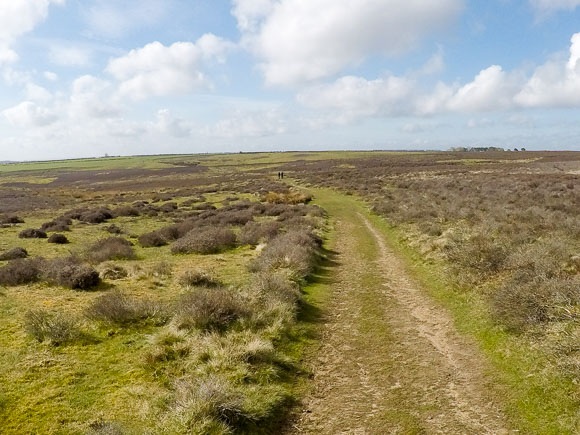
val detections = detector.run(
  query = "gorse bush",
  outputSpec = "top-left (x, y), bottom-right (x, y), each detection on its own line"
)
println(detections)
top-left (171, 228), bottom-right (236, 255)
top-left (86, 237), bottom-right (136, 263)
top-left (25, 309), bottom-right (81, 345)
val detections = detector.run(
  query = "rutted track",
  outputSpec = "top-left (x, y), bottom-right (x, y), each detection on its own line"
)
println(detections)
top-left (290, 193), bottom-right (510, 434)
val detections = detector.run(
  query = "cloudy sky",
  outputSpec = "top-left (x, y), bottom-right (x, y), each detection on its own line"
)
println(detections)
top-left (2, 0), bottom-right (580, 160)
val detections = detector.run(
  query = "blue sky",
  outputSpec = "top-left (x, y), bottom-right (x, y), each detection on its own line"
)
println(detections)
top-left (2, 0), bottom-right (580, 160)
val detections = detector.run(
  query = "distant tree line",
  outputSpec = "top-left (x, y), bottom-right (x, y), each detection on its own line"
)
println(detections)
top-left (448, 146), bottom-right (527, 152)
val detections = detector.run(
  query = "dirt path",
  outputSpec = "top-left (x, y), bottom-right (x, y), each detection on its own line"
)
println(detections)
top-left (289, 201), bottom-right (510, 434)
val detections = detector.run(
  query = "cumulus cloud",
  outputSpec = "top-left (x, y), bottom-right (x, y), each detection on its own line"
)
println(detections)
top-left (234, 0), bottom-right (463, 86)
top-left (49, 45), bottom-right (92, 67)
top-left (205, 108), bottom-right (287, 138)
top-left (298, 32), bottom-right (580, 121)
top-left (515, 33), bottom-right (580, 107)
top-left (106, 34), bottom-right (233, 100)
top-left (2, 101), bottom-right (58, 127)
top-left (298, 75), bottom-right (416, 122)
top-left (447, 65), bottom-right (522, 112)
top-left (153, 109), bottom-right (191, 138)
top-left (69, 75), bottom-right (121, 119)
top-left (0, 0), bottom-right (64, 64)
top-left (84, 0), bottom-right (170, 39)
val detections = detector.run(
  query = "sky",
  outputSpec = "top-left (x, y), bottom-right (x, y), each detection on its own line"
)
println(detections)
top-left (2, 1), bottom-right (580, 160)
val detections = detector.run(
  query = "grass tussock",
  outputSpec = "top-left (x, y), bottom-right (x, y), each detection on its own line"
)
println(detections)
top-left (178, 269), bottom-right (221, 288)
top-left (86, 290), bottom-right (164, 325)
top-left (24, 309), bottom-right (82, 345)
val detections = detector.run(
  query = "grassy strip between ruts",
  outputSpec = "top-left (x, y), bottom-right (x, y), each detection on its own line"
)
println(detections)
top-left (307, 187), bottom-right (580, 435)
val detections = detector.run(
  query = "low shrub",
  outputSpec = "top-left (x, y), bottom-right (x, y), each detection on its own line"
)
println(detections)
top-left (18, 228), bottom-right (47, 239)
top-left (159, 202), bottom-right (178, 213)
top-left (264, 191), bottom-right (311, 205)
top-left (174, 286), bottom-right (248, 331)
top-left (192, 203), bottom-right (217, 211)
top-left (138, 231), bottom-right (167, 247)
top-left (0, 247), bottom-right (28, 261)
top-left (248, 230), bottom-right (320, 281)
top-left (86, 291), bottom-right (162, 324)
top-left (0, 215), bottom-right (24, 225)
top-left (178, 270), bottom-right (221, 288)
top-left (86, 237), bottom-right (136, 263)
top-left (24, 309), bottom-right (81, 345)
top-left (0, 258), bottom-right (42, 286)
top-left (82, 208), bottom-right (113, 224)
top-left (41, 218), bottom-right (71, 232)
top-left (171, 228), bottom-right (236, 255)
top-left (112, 206), bottom-right (140, 217)
top-left (238, 221), bottom-right (281, 246)
top-left (105, 224), bottom-right (123, 234)
top-left (42, 257), bottom-right (101, 290)
top-left (48, 233), bottom-right (69, 244)
top-left (253, 272), bottom-right (301, 305)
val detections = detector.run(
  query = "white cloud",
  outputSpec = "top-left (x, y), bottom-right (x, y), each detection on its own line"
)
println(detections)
top-left (49, 45), bottom-right (92, 67)
top-left (205, 108), bottom-right (287, 138)
top-left (447, 65), bottom-right (522, 112)
top-left (2, 101), bottom-right (58, 127)
top-left (26, 83), bottom-right (52, 101)
top-left (515, 33), bottom-right (580, 108)
top-left (298, 75), bottom-right (416, 122)
top-left (85, 0), bottom-right (170, 39)
top-left (106, 34), bottom-right (233, 100)
top-left (298, 32), bottom-right (580, 121)
top-left (231, 0), bottom-right (274, 31)
top-left (0, 0), bottom-right (64, 65)
top-left (43, 71), bottom-right (58, 81)
top-left (235, 0), bottom-right (463, 86)
top-left (153, 109), bottom-right (191, 138)
top-left (69, 75), bottom-right (121, 119)
top-left (530, 0), bottom-right (580, 13)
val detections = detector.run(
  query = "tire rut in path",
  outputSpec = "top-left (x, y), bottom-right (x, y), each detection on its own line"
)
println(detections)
top-left (290, 211), bottom-right (510, 434)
